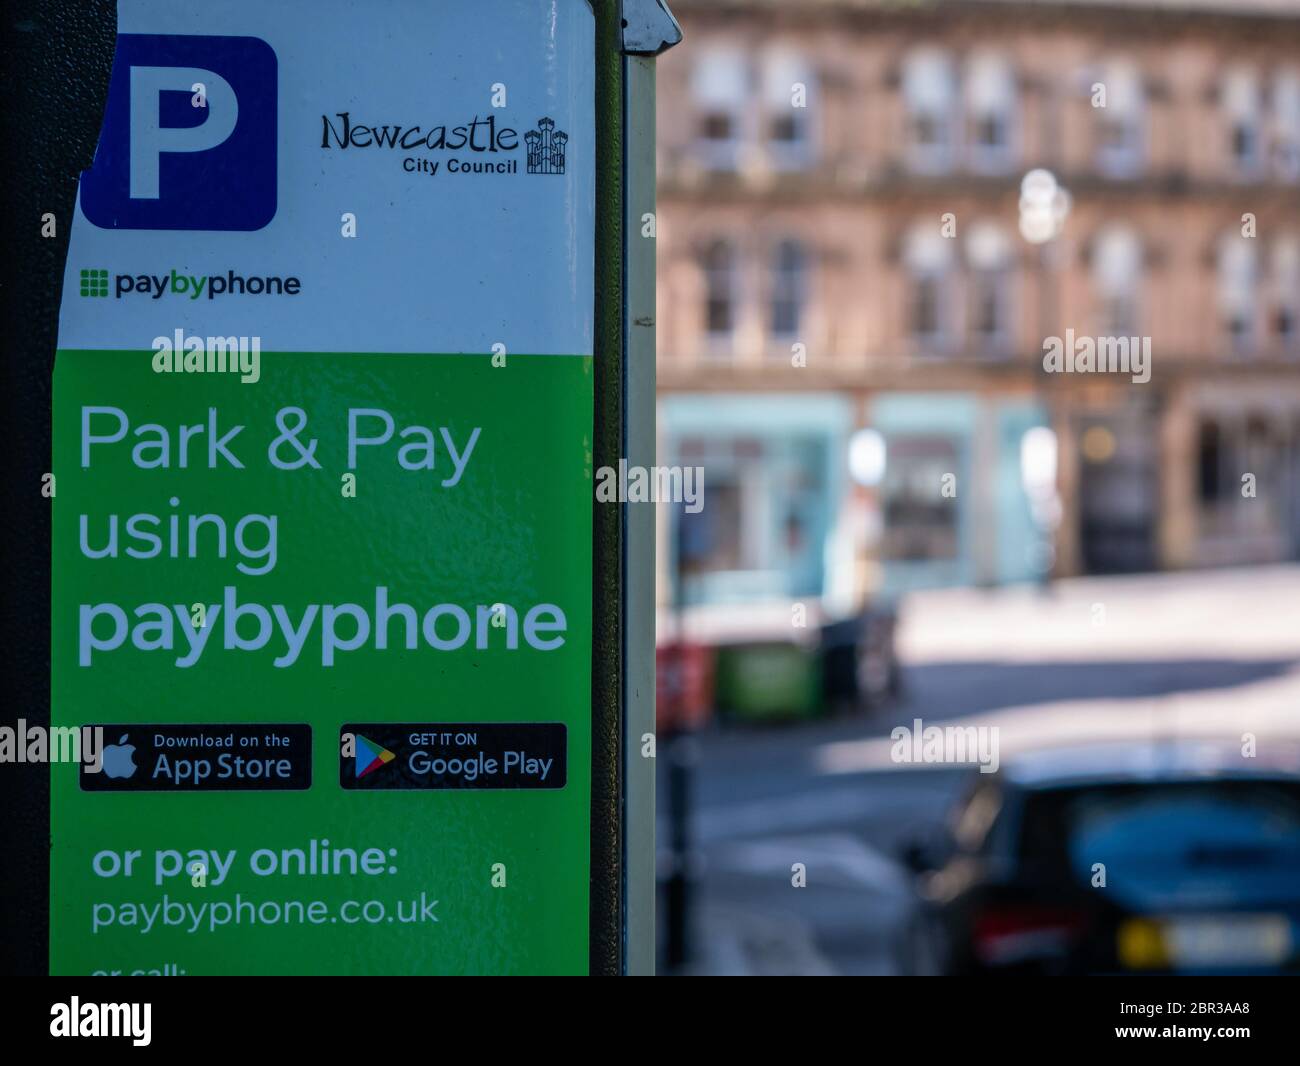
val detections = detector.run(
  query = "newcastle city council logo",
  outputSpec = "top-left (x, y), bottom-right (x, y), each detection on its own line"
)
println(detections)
top-left (525, 117), bottom-right (567, 175)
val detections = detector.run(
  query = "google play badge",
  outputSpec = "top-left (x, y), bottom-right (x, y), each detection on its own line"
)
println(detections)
top-left (355, 735), bottom-right (396, 779)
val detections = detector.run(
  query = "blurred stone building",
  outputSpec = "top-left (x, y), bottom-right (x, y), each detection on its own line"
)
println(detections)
top-left (655, 0), bottom-right (1300, 613)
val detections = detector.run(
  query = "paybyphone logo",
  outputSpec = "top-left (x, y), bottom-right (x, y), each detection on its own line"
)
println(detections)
top-left (80, 34), bottom-right (276, 231)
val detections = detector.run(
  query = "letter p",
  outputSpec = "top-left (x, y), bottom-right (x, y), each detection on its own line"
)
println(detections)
top-left (80, 604), bottom-right (127, 666)
top-left (82, 406), bottom-right (128, 467)
top-left (347, 409), bottom-right (394, 468)
top-left (129, 66), bottom-right (238, 199)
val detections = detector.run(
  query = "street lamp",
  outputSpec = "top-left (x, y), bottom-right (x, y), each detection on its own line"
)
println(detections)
top-left (1020, 425), bottom-right (1061, 576)
top-left (1018, 168), bottom-right (1071, 245)
top-left (848, 427), bottom-right (887, 487)
top-left (1019, 169), bottom-right (1070, 585)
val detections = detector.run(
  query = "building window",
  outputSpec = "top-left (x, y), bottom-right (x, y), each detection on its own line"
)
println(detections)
top-left (1197, 420), bottom-right (1223, 504)
top-left (1223, 66), bottom-right (1263, 177)
top-left (1219, 234), bottom-right (1258, 352)
top-left (1274, 70), bottom-right (1300, 181)
top-left (673, 433), bottom-right (831, 603)
top-left (703, 239), bottom-right (739, 347)
top-left (763, 50), bottom-right (815, 169)
top-left (965, 53), bottom-right (1016, 172)
top-left (770, 239), bottom-right (807, 341)
top-left (881, 436), bottom-right (960, 561)
top-left (966, 222), bottom-right (1013, 351)
top-left (1093, 226), bottom-right (1142, 335)
top-left (903, 49), bottom-right (956, 173)
top-left (1095, 61), bottom-right (1145, 177)
top-left (1273, 237), bottom-right (1300, 348)
top-left (1198, 415), bottom-right (1285, 540)
top-left (914, 278), bottom-right (942, 338)
top-left (692, 48), bottom-right (748, 170)
top-left (905, 225), bottom-right (954, 350)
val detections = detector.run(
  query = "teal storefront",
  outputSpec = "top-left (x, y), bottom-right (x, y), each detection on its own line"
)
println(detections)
top-left (660, 393), bottom-right (852, 606)
top-left (870, 393), bottom-right (1049, 595)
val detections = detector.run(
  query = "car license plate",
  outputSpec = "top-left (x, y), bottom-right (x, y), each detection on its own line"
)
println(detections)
top-left (1162, 913), bottom-right (1292, 968)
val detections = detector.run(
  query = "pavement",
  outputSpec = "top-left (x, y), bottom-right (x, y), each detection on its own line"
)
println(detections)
top-left (657, 565), bottom-right (1300, 975)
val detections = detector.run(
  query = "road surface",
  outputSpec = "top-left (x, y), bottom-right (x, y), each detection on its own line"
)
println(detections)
top-left (657, 566), bottom-right (1300, 974)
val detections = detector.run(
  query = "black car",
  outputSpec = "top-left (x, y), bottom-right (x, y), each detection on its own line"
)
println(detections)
top-left (899, 739), bottom-right (1300, 975)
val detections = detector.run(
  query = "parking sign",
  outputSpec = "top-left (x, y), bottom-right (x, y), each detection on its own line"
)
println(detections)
top-left (52, 0), bottom-right (599, 975)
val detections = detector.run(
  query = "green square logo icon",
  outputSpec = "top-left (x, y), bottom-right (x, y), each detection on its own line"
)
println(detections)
top-left (79, 268), bottom-right (109, 298)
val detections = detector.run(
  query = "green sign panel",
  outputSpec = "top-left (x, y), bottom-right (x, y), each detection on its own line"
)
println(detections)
top-left (52, 0), bottom-right (596, 975)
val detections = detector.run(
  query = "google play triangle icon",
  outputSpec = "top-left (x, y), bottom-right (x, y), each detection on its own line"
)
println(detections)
top-left (355, 734), bottom-right (397, 778)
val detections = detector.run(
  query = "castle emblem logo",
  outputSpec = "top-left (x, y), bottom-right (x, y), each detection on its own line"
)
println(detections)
top-left (525, 117), bottom-right (567, 175)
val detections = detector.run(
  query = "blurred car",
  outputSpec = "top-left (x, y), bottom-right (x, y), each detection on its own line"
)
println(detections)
top-left (898, 739), bottom-right (1300, 975)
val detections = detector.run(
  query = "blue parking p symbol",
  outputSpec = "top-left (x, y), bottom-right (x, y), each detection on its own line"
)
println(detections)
top-left (80, 33), bottom-right (277, 231)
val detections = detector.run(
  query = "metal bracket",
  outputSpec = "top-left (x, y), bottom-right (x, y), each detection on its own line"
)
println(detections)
top-left (621, 0), bottom-right (682, 56)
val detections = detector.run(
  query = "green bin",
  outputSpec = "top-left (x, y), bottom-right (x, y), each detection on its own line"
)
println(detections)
top-left (713, 642), bottom-right (822, 722)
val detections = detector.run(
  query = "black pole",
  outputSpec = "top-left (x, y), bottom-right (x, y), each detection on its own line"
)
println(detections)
top-left (0, 0), bottom-right (116, 977)
top-left (664, 728), bottom-right (696, 969)
top-left (661, 503), bottom-right (699, 970)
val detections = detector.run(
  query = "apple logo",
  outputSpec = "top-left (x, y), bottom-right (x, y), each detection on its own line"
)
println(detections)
top-left (102, 734), bottom-right (138, 780)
